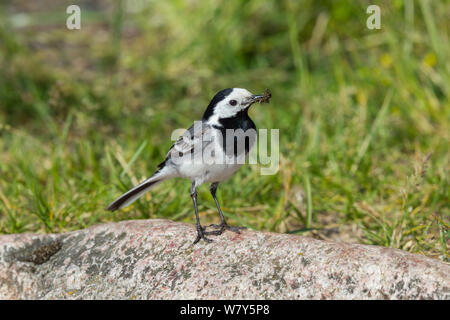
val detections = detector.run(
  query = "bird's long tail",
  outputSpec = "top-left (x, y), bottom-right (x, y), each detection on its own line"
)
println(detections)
top-left (106, 166), bottom-right (172, 211)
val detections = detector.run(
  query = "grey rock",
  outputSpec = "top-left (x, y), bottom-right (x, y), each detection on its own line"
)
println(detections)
top-left (0, 219), bottom-right (448, 299)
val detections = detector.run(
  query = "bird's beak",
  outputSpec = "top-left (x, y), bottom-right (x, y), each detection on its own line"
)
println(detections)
top-left (251, 94), bottom-right (265, 101)
top-left (244, 95), bottom-right (262, 108)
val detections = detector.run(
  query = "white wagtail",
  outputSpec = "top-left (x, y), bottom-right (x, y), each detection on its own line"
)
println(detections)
top-left (106, 88), bottom-right (271, 243)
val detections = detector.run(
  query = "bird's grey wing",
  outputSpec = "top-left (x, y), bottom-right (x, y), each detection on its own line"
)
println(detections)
top-left (157, 122), bottom-right (213, 168)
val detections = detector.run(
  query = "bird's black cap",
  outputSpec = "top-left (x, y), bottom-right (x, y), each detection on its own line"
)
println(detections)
top-left (202, 88), bottom-right (233, 121)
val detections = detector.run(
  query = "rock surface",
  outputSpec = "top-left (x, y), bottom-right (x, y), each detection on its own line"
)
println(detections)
top-left (0, 219), bottom-right (448, 299)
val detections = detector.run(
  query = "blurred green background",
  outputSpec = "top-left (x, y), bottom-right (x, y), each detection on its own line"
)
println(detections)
top-left (0, 0), bottom-right (448, 260)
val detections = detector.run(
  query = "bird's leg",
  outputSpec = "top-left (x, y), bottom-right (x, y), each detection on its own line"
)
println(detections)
top-left (208, 182), bottom-right (246, 235)
top-left (191, 182), bottom-right (213, 244)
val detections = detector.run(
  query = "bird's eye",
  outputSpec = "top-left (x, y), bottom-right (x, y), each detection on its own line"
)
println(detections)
top-left (229, 100), bottom-right (237, 106)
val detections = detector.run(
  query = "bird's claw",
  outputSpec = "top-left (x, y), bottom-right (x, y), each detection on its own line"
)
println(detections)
top-left (193, 223), bottom-right (246, 244)
top-left (193, 226), bottom-right (214, 244)
top-left (207, 223), bottom-right (246, 235)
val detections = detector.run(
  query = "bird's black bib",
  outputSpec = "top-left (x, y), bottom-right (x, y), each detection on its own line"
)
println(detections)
top-left (214, 109), bottom-right (257, 157)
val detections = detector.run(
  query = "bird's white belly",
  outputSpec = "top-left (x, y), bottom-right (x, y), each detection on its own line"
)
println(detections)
top-left (177, 155), bottom-right (245, 184)
top-left (205, 161), bottom-right (244, 182)
top-left (175, 127), bottom-right (256, 185)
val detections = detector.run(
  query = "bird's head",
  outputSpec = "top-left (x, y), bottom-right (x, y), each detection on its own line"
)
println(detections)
top-left (202, 88), bottom-right (270, 123)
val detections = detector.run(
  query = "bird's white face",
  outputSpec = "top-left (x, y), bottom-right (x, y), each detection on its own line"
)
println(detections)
top-left (207, 88), bottom-right (255, 123)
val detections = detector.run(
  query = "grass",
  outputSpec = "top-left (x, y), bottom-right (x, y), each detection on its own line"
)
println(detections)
top-left (0, 0), bottom-right (448, 261)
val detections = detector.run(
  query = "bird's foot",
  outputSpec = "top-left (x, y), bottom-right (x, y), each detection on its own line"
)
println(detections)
top-left (193, 225), bottom-right (214, 244)
top-left (207, 223), bottom-right (246, 235)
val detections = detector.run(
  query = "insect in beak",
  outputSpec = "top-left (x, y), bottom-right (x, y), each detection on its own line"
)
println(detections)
top-left (251, 88), bottom-right (271, 104)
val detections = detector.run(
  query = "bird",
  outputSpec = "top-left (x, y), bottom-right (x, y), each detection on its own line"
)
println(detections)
top-left (106, 88), bottom-right (271, 244)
